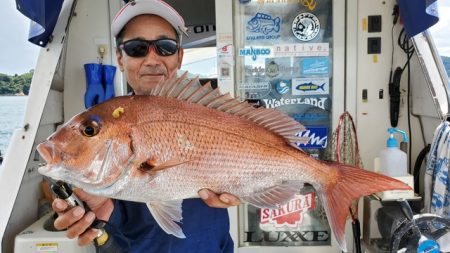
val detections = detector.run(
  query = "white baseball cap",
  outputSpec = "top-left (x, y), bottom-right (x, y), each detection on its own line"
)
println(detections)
top-left (111, 0), bottom-right (188, 38)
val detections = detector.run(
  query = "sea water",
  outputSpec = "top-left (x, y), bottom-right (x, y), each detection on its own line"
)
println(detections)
top-left (0, 96), bottom-right (27, 155)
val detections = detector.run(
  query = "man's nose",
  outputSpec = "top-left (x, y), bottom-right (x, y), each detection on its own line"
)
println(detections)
top-left (143, 45), bottom-right (160, 63)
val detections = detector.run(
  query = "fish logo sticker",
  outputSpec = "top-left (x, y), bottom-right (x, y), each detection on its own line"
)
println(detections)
top-left (275, 80), bottom-right (291, 95)
top-left (292, 78), bottom-right (329, 95)
top-left (260, 193), bottom-right (315, 230)
top-left (247, 13), bottom-right (281, 35)
top-left (292, 13), bottom-right (320, 41)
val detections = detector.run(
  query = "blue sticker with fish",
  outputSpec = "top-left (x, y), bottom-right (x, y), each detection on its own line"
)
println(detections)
top-left (301, 57), bottom-right (329, 75)
top-left (296, 126), bottom-right (328, 149)
top-left (292, 77), bottom-right (329, 95)
top-left (275, 80), bottom-right (291, 95)
top-left (246, 12), bottom-right (281, 40)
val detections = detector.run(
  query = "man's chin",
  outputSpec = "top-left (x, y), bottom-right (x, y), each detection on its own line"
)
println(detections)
top-left (137, 76), bottom-right (165, 94)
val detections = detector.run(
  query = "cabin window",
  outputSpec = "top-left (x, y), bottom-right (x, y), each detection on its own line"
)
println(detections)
top-left (181, 47), bottom-right (218, 78)
top-left (410, 1), bottom-right (450, 119)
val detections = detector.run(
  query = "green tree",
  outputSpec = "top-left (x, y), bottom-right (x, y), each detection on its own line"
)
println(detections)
top-left (0, 70), bottom-right (34, 95)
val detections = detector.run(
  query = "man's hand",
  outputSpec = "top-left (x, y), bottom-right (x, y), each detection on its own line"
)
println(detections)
top-left (198, 189), bottom-right (240, 208)
top-left (52, 188), bottom-right (114, 246)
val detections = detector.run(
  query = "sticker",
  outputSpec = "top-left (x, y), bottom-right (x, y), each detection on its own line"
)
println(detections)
top-left (265, 60), bottom-right (280, 78)
top-left (246, 14), bottom-right (281, 40)
top-left (301, 57), bottom-right (329, 75)
top-left (292, 13), bottom-right (320, 41)
top-left (218, 44), bottom-right (233, 56)
top-left (297, 127), bottom-right (328, 149)
top-left (292, 113), bottom-right (329, 122)
top-left (255, 0), bottom-right (316, 8)
top-left (240, 76), bottom-right (272, 100)
top-left (417, 240), bottom-right (440, 253)
top-left (218, 43), bottom-right (234, 82)
top-left (262, 97), bottom-right (328, 110)
top-left (245, 65), bottom-right (265, 77)
top-left (239, 46), bottom-right (272, 61)
top-left (265, 58), bottom-right (299, 78)
top-left (247, 12), bottom-right (281, 35)
top-left (260, 193), bottom-right (315, 230)
top-left (239, 82), bottom-right (270, 90)
top-left (292, 78), bottom-right (329, 95)
top-left (275, 79), bottom-right (291, 94)
top-left (302, 0), bottom-right (317, 11)
top-left (36, 243), bottom-right (58, 252)
top-left (274, 43), bottom-right (329, 57)
top-left (219, 60), bottom-right (231, 79)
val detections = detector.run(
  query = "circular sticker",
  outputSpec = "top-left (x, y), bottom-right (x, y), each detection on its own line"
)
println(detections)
top-left (292, 13), bottom-right (320, 41)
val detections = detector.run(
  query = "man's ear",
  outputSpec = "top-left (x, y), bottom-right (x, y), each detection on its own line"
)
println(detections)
top-left (116, 48), bottom-right (124, 72)
top-left (177, 48), bottom-right (184, 69)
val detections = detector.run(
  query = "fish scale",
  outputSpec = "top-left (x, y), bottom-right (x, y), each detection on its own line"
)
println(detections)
top-left (37, 73), bottom-right (411, 251)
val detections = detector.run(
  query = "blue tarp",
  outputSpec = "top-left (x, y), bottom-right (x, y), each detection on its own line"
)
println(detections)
top-left (398, 0), bottom-right (440, 38)
top-left (15, 0), bottom-right (64, 47)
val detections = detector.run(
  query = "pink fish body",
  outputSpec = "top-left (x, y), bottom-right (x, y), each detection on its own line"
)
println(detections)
top-left (38, 74), bottom-right (410, 251)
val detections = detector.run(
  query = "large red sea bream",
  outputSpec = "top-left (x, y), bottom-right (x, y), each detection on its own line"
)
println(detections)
top-left (37, 73), bottom-right (410, 251)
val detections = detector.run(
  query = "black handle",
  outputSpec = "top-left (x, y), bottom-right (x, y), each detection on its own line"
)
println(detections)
top-left (51, 181), bottom-right (105, 229)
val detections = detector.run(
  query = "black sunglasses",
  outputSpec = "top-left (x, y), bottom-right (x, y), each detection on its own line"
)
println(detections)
top-left (119, 38), bottom-right (179, 57)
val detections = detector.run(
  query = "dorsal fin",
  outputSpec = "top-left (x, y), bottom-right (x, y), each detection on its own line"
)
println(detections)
top-left (151, 71), bottom-right (309, 148)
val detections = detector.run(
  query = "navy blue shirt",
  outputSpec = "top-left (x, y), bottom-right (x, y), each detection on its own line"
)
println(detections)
top-left (107, 199), bottom-right (234, 253)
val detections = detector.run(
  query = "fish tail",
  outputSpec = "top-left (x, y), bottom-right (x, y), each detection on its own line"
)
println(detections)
top-left (320, 82), bottom-right (326, 91)
top-left (319, 163), bottom-right (411, 251)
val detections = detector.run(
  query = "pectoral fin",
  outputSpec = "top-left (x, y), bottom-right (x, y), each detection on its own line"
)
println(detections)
top-left (139, 157), bottom-right (193, 173)
top-left (242, 182), bottom-right (303, 209)
top-left (147, 200), bottom-right (185, 238)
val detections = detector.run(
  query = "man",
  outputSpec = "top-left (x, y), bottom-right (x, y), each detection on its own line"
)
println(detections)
top-left (52, 0), bottom-right (239, 252)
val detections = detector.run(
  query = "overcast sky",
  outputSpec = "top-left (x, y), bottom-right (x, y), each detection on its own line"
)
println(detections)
top-left (430, 1), bottom-right (450, 57)
top-left (0, 0), bottom-right (448, 76)
top-left (0, 0), bottom-right (40, 75)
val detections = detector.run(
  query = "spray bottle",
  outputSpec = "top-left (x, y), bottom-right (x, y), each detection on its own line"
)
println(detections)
top-left (379, 128), bottom-right (408, 177)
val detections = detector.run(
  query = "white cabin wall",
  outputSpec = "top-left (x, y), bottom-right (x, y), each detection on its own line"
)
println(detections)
top-left (63, 0), bottom-right (122, 121)
top-left (3, 90), bottom-right (63, 253)
top-left (353, 0), bottom-right (428, 173)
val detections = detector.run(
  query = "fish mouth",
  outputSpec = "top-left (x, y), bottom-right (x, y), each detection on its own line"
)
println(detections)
top-left (38, 140), bottom-right (135, 195)
top-left (37, 142), bottom-right (62, 164)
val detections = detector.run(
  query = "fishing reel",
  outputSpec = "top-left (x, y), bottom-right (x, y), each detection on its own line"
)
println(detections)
top-left (389, 200), bottom-right (450, 253)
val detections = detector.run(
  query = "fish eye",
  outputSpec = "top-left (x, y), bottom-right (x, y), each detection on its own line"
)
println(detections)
top-left (80, 120), bottom-right (100, 137)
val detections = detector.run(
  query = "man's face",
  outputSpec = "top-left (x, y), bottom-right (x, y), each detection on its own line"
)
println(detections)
top-left (117, 15), bottom-right (183, 95)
